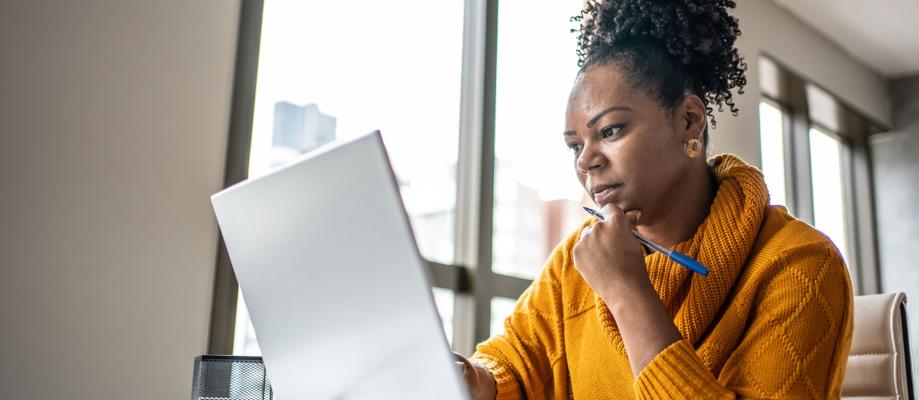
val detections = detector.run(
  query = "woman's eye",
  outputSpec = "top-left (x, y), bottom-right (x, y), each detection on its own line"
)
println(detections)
top-left (601, 124), bottom-right (624, 139)
top-left (567, 143), bottom-right (583, 154)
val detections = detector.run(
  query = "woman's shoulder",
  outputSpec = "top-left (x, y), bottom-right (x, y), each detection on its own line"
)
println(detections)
top-left (753, 205), bottom-right (845, 257)
top-left (739, 205), bottom-right (854, 334)
top-left (745, 205), bottom-right (851, 290)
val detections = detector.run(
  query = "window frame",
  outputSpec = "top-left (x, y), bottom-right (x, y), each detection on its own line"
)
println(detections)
top-left (207, 0), bottom-right (263, 355)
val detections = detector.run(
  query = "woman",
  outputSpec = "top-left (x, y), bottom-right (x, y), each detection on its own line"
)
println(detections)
top-left (454, 0), bottom-right (853, 398)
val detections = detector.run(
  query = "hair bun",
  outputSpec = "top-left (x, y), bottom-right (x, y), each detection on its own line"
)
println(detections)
top-left (572, 0), bottom-right (747, 124)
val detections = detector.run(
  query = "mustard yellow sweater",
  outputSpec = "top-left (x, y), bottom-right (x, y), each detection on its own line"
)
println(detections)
top-left (471, 154), bottom-right (853, 399)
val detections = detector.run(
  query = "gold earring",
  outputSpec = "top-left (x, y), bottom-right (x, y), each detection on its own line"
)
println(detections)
top-left (686, 138), bottom-right (702, 159)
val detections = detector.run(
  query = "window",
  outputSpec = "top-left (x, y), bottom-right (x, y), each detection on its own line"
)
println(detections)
top-left (215, 0), bottom-right (599, 355)
top-left (809, 127), bottom-right (850, 264)
top-left (489, 297), bottom-right (517, 337)
top-left (432, 288), bottom-right (456, 346)
top-left (248, 0), bottom-right (464, 265)
top-left (231, 0), bottom-right (466, 355)
top-left (232, 295), bottom-right (261, 356)
top-left (806, 83), bottom-right (851, 265)
top-left (758, 101), bottom-right (788, 207)
top-left (492, 0), bottom-right (586, 280)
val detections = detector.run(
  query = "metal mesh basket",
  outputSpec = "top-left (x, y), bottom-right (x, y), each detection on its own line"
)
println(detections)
top-left (191, 355), bottom-right (274, 400)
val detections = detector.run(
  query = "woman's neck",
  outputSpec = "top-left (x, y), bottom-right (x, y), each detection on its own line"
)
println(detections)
top-left (637, 162), bottom-right (716, 249)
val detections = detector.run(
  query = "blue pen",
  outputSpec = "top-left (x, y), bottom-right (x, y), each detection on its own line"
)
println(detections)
top-left (582, 207), bottom-right (709, 277)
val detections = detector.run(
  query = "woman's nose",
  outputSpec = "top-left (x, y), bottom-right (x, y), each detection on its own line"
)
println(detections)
top-left (577, 141), bottom-right (607, 173)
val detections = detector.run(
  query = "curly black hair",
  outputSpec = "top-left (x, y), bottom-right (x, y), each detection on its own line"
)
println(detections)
top-left (571, 0), bottom-right (747, 138)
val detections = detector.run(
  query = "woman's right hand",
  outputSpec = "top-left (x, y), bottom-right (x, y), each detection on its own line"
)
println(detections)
top-left (453, 352), bottom-right (497, 400)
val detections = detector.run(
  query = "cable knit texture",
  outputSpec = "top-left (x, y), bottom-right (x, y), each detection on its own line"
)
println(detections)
top-left (471, 154), bottom-right (853, 399)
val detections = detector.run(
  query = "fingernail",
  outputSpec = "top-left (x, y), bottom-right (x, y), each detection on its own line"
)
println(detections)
top-left (600, 204), bottom-right (613, 219)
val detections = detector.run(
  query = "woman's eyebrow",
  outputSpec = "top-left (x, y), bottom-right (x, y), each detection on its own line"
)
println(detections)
top-left (586, 106), bottom-right (632, 128)
top-left (564, 106), bottom-right (633, 136)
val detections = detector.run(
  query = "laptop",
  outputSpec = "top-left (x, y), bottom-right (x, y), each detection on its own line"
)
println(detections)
top-left (210, 131), bottom-right (470, 400)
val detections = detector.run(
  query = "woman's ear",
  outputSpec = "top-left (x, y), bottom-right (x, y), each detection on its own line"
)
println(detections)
top-left (679, 94), bottom-right (708, 141)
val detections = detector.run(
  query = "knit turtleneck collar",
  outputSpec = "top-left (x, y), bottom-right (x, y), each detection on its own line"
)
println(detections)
top-left (596, 153), bottom-right (770, 354)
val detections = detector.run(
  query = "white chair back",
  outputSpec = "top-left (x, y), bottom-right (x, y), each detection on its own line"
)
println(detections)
top-left (842, 293), bottom-right (914, 399)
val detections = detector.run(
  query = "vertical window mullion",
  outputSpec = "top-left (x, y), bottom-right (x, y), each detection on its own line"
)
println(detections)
top-left (844, 111), bottom-right (883, 295)
top-left (840, 136), bottom-right (861, 291)
top-left (781, 101), bottom-right (796, 214)
top-left (472, 0), bottom-right (500, 346)
top-left (850, 136), bottom-right (882, 294)
top-left (452, 0), bottom-right (489, 355)
top-left (787, 75), bottom-right (815, 225)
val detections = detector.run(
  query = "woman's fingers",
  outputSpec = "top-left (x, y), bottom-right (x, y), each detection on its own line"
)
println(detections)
top-left (455, 361), bottom-right (468, 376)
top-left (452, 352), bottom-right (498, 400)
top-left (579, 225), bottom-right (593, 241)
top-left (598, 204), bottom-right (637, 232)
top-left (453, 352), bottom-right (473, 377)
top-left (600, 203), bottom-right (628, 220)
top-left (600, 203), bottom-right (616, 219)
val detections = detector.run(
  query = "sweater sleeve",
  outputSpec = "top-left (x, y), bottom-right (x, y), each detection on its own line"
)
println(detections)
top-left (634, 241), bottom-right (853, 399)
top-left (470, 233), bottom-right (576, 400)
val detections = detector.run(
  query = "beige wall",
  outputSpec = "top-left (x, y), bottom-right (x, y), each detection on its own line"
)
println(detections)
top-left (709, 0), bottom-right (890, 166)
top-left (0, 1), bottom-right (238, 399)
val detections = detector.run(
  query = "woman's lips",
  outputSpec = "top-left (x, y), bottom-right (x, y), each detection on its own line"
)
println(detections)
top-left (593, 184), bottom-right (622, 204)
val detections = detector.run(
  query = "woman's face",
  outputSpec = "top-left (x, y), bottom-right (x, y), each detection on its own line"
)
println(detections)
top-left (564, 63), bottom-right (697, 226)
